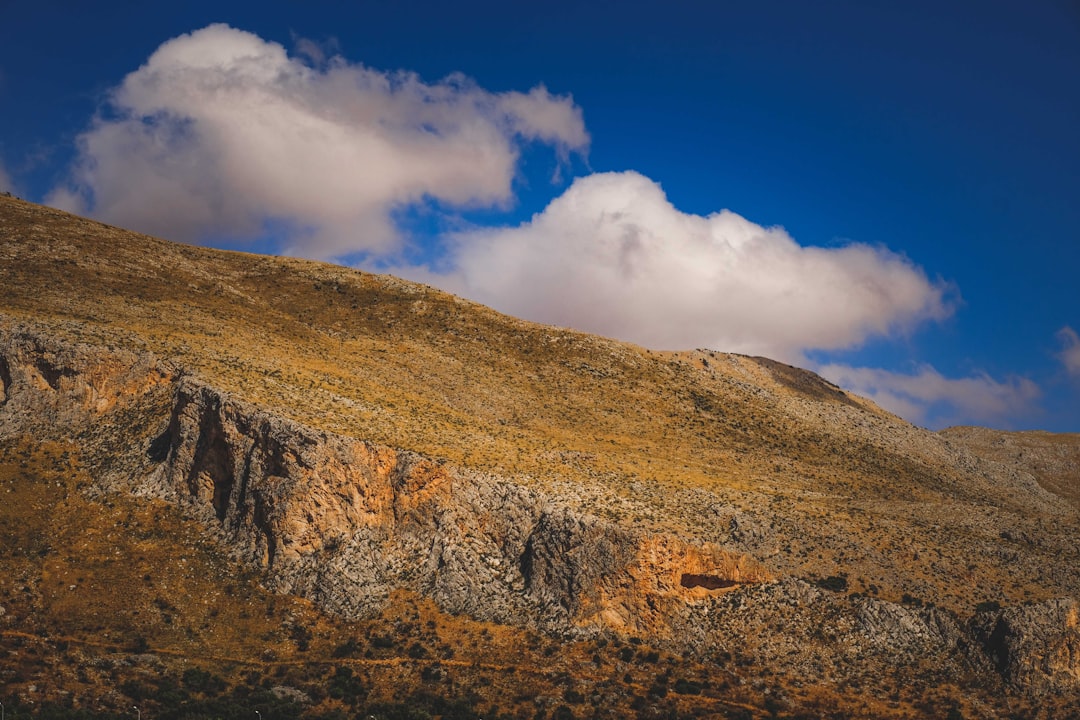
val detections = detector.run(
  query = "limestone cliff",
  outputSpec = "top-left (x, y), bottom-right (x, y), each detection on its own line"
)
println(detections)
top-left (0, 325), bottom-right (768, 641)
top-left (3, 323), bottom-right (1079, 701)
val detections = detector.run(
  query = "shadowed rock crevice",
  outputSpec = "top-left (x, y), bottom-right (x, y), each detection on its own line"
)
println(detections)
top-left (970, 599), bottom-right (1080, 696)
top-left (680, 573), bottom-right (737, 590)
top-left (0, 355), bottom-right (10, 405)
top-left (147, 428), bottom-right (172, 463)
top-left (34, 355), bottom-right (78, 392)
top-left (983, 615), bottom-right (1011, 674)
top-left (250, 485), bottom-right (279, 570)
top-left (185, 397), bottom-right (236, 522)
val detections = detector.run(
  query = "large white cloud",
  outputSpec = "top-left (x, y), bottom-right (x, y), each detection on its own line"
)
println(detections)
top-left (48, 24), bottom-right (588, 257)
top-left (45, 25), bottom-right (1030, 428)
top-left (1058, 326), bottom-right (1080, 378)
top-left (430, 171), bottom-right (952, 360)
top-left (818, 363), bottom-right (1041, 428)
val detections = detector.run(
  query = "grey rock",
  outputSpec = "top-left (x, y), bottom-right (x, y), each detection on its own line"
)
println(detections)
top-left (972, 598), bottom-right (1080, 695)
top-left (270, 685), bottom-right (311, 704)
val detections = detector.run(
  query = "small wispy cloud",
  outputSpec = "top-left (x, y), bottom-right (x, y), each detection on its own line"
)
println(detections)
top-left (291, 32), bottom-right (340, 68)
top-left (1057, 326), bottom-right (1080, 378)
top-left (410, 171), bottom-right (952, 361)
top-left (817, 363), bottom-right (1041, 428)
top-left (49, 24), bottom-right (589, 259)
top-left (0, 157), bottom-right (16, 195)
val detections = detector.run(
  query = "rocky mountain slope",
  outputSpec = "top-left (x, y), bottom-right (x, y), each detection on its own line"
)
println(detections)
top-left (2, 194), bottom-right (1078, 718)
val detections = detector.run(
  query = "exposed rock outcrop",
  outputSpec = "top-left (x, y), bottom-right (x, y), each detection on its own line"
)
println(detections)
top-left (3, 322), bottom-right (1079, 701)
top-left (0, 325), bottom-right (766, 640)
top-left (0, 326), bottom-right (172, 432)
top-left (973, 599), bottom-right (1080, 696)
top-left (138, 375), bottom-right (772, 637)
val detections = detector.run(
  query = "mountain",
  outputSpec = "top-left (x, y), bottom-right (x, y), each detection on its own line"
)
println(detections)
top-left (1, 193), bottom-right (1078, 719)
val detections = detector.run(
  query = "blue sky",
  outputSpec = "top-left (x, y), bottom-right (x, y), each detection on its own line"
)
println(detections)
top-left (1, 0), bottom-right (1078, 431)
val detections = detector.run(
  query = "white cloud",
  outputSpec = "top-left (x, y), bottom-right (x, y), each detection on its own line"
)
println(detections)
top-left (425, 171), bottom-right (951, 360)
top-left (817, 363), bottom-right (1041, 428)
top-left (1058, 326), bottom-right (1080, 378)
top-left (48, 23), bottom-right (588, 258)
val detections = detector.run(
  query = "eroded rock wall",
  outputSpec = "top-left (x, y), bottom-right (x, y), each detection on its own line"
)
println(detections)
top-left (0, 320), bottom-right (761, 638)
top-left (139, 376), bottom-right (769, 636)
top-left (973, 598), bottom-right (1080, 696)
top-left (4, 324), bottom-right (1079, 698)
top-left (0, 327), bottom-right (173, 435)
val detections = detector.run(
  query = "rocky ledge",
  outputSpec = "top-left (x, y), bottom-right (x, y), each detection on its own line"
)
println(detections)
top-left (2, 322), bottom-right (1079, 700)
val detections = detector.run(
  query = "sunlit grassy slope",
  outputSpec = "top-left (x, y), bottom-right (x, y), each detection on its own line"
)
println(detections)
top-left (2, 194), bottom-right (1078, 616)
top-left (4, 194), bottom-right (1080, 719)
top-left (1, 195), bottom-right (891, 506)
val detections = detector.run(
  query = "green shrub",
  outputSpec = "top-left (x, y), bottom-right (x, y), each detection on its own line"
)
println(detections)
top-left (673, 678), bottom-right (702, 695)
top-left (332, 637), bottom-right (362, 657)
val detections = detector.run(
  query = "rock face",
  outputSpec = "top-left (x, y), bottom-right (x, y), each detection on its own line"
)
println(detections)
top-left (0, 325), bottom-right (766, 640)
top-left (0, 327), bottom-right (172, 431)
top-left (973, 599), bottom-right (1080, 696)
top-left (3, 322), bottom-right (1080, 701)
top-left (141, 375), bottom-right (772, 636)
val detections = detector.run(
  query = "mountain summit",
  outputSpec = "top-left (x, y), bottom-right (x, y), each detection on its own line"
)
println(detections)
top-left (2, 194), bottom-right (1078, 718)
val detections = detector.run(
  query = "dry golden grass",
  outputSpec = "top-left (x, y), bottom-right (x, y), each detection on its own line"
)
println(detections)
top-left (941, 426), bottom-right (1080, 508)
top-left (3, 194), bottom-right (1080, 619)
top-left (3, 195), bottom-right (1077, 718)
top-left (5, 437), bottom-right (1004, 719)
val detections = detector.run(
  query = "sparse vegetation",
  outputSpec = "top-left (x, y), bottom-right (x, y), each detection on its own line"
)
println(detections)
top-left (1, 195), bottom-right (1079, 718)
